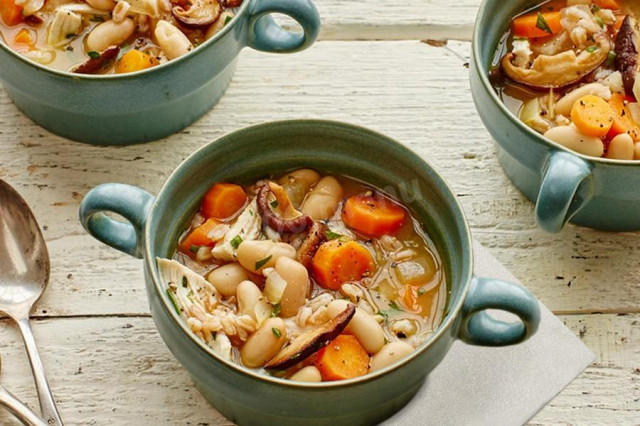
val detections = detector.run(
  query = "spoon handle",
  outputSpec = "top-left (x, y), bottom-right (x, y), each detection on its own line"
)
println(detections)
top-left (0, 385), bottom-right (48, 426)
top-left (16, 317), bottom-right (63, 426)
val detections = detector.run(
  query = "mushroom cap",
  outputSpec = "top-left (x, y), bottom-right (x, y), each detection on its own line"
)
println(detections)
top-left (172, 0), bottom-right (222, 27)
top-left (614, 15), bottom-right (640, 94)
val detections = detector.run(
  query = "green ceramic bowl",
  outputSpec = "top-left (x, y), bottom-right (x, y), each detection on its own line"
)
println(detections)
top-left (0, 0), bottom-right (319, 145)
top-left (471, 0), bottom-right (640, 233)
top-left (79, 120), bottom-right (540, 425)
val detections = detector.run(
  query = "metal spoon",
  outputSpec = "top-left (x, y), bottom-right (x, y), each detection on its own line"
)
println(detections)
top-left (0, 180), bottom-right (63, 426)
top-left (0, 353), bottom-right (48, 426)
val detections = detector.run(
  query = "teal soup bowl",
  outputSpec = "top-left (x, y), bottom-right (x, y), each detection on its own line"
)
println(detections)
top-left (471, 0), bottom-right (640, 233)
top-left (0, 0), bottom-right (319, 145)
top-left (79, 120), bottom-right (540, 425)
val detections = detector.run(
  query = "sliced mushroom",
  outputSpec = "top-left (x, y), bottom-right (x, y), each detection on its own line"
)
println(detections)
top-left (615, 16), bottom-right (640, 95)
top-left (296, 221), bottom-right (328, 270)
top-left (502, 32), bottom-right (611, 89)
top-left (223, 0), bottom-right (242, 7)
top-left (172, 0), bottom-right (221, 27)
top-left (73, 46), bottom-right (120, 74)
top-left (264, 304), bottom-right (355, 370)
top-left (257, 182), bottom-right (313, 234)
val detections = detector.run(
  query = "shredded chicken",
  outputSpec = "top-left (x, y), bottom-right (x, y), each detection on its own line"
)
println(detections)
top-left (211, 199), bottom-right (261, 262)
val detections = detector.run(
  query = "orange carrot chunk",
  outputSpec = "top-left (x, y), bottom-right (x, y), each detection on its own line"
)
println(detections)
top-left (342, 194), bottom-right (405, 237)
top-left (315, 335), bottom-right (369, 381)
top-left (179, 218), bottom-right (220, 255)
top-left (0, 0), bottom-right (22, 26)
top-left (13, 27), bottom-right (32, 44)
top-left (201, 183), bottom-right (247, 220)
top-left (115, 50), bottom-right (158, 74)
top-left (571, 95), bottom-right (614, 137)
top-left (311, 240), bottom-right (375, 290)
top-left (512, 11), bottom-right (563, 39)
top-left (608, 94), bottom-right (640, 141)
top-left (593, 0), bottom-right (620, 10)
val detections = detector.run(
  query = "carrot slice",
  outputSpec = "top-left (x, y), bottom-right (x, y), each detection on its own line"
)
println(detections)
top-left (593, 0), bottom-right (620, 10)
top-left (311, 240), bottom-right (375, 290)
top-left (608, 94), bottom-right (640, 141)
top-left (342, 194), bottom-right (405, 237)
top-left (14, 28), bottom-right (32, 44)
top-left (315, 335), bottom-right (369, 381)
top-left (571, 95), bottom-right (614, 137)
top-left (179, 218), bottom-right (220, 255)
top-left (512, 11), bottom-right (563, 39)
top-left (201, 183), bottom-right (247, 220)
top-left (115, 50), bottom-right (158, 74)
top-left (0, 0), bottom-right (22, 26)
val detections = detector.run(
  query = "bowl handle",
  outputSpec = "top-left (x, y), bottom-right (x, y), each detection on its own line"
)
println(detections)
top-left (535, 151), bottom-right (594, 233)
top-left (79, 183), bottom-right (155, 259)
top-left (459, 277), bottom-right (540, 346)
top-left (247, 0), bottom-right (320, 53)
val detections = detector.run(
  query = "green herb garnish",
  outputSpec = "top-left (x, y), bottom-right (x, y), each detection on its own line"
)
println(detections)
top-left (596, 16), bottom-right (604, 28)
top-left (271, 303), bottom-right (281, 317)
top-left (535, 13), bottom-right (553, 35)
top-left (166, 289), bottom-right (181, 315)
top-left (326, 230), bottom-right (344, 240)
top-left (230, 235), bottom-right (243, 249)
top-left (591, 4), bottom-right (601, 13)
top-left (389, 301), bottom-right (401, 311)
top-left (417, 288), bottom-right (426, 296)
top-left (376, 310), bottom-right (389, 325)
top-left (87, 50), bottom-right (100, 59)
top-left (224, 15), bottom-right (233, 25)
top-left (255, 255), bottom-right (272, 270)
top-left (586, 45), bottom-right (598, 53)
top-left (189, 245), bottom-right (200, 254)
top-left (270, 200), bottom-right (278, 209)
top-left (182, 276), bottom-right (188, 288)
top-left (272, 327), bottom-right (282, 338)
top-left (606, 51), bottom-right (617, 67)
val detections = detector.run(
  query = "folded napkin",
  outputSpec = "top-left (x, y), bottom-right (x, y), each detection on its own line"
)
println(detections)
top-left (383, 240), bottom-right (595, 425)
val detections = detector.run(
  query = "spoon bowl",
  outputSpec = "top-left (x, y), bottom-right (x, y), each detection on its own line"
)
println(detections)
top-left (0, 180), bottom-right (62, 425)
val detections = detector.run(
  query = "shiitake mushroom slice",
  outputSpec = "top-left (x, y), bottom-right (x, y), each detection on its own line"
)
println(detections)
top-left (264, 304), bottom-right (355, 370)
top-left (615, 15), bottom-right (640, 95)
top-left (173, 0), bottom-right (222, 27)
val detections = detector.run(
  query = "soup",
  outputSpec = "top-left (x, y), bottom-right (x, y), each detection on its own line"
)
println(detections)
top-left (491, 0), bottom-right (640, 160)
top-left (0, 0), bottom-right (240, 74)
top-left (157, 169), bottom-right (448, 382)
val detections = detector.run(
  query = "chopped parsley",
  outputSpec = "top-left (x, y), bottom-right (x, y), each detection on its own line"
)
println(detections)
top-left (586, 45), bottom-right (598, 53)
top-left (87, 50), bottom-right (101, 60)
top-left (182, 276), bottom-right (188, 288)
top-left (224, 15), bottom-right (233, 25)
top-left (596, 16), bottom-right (604, 29)
top-left (606, 51), bottom-right (617, 68)
top-left (376, 310), bottom-right (389, 324)
top-left (166, 289), bottom-right (181, 316)
top-left (326, 230), bottom-right (344, 240)
top-left (417, 288), bottom-right (426, 296)
top-left (272, 327), bottom-right (282, 338)
top-left (535, 13), bottom-right (553, 35)
top-left (270, 200), bottom-right (278, 209)
top-left (389, 301), bottom-right (401, 311)
top-left (271, 303), bottom-right (281, 317)
top-left (230, 235), bottom-right (243, 249)
top-left (255, 255), bottom-right (272, 270)
top-left (189, 245), bottom-right (200, 254)
top-left (591, 4), bottom-right (601, 13)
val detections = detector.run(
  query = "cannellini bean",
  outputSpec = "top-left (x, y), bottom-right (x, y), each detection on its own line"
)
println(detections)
top-left (635, 142), bottom-right (640, 160)
top-left (369, 341), bottom-right (414, 372)
top-left (85, 0), bottom-right (116, 11)
top-left (326, 300), bottom-right (385, 354)
top-left (236, 280), bottom-right (262, 317)
top-left (85, 18), bottom-right (135, 52)
top-left (301, 176), bottom-right (343, 220)
top-left (275, 257), bottom-right (310, 317)
top-left (240, 318), bottom-right (287, 368)
top-left (544, 126), bottom-right (604, 157)
top-left (606, 134), bottom-right (635, 160)
top-left (207, 263), bottom-right (248, 297)
top-left (236, 240), bottom-right (296, 273)
top-left (555, 83), bottom-right (612, 117)
top-left (155, 20), bottom-right (193, 60)
top-left (289, 366), bottom-right (322, 382)
top-left (278, 169), bottom-right (321, 206)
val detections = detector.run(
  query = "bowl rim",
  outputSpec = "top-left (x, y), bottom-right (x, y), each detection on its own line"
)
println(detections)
top-left (143, 119), bottom-right (475, 388)
top-left (472, 0), bottom-right (640, 167)
top-left (0, 0), bottom-right (250, 80)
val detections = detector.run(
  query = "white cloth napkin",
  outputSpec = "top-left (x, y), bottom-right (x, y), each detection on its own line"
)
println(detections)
top-left (382, 240), bottom-right (595, 425)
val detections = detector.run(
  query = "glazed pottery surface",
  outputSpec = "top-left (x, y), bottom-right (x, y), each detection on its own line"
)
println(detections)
top-left (471, 0), bottom-right (640, 233)
top-left (79, 120), bottom-right (540, 425)
top-left (0, 0), bottom-right (320, 145)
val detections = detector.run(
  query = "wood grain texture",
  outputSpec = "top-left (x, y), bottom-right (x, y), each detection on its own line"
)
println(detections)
top-left (0, 314), bottom-right (636, 426)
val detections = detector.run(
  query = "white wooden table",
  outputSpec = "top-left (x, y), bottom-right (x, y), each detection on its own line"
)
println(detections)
top-left (1, 1), bottom-right (639, 424)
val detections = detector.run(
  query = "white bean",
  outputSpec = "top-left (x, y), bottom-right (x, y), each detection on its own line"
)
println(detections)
top-left (555, 83), bottom-right (612, 117)
top-left (635, 142), bottom-right (640, 160)
top-left (275, 257), bottom-right (310, 317)
top-left (236, 240), bottom-right (296, 273)
top-left (207, 263), bottom-right (248, 297)
top-left (369, 341), bottom-right (414, 372)
top-left (544, 125), bottom-right (604, 157)
top-left (85, 18), bottom-right (135, 52)
top-left (326, 300), bottom-right (385, 354)
top-left (154, 20), bottom-right (193, 60)
top-left (606, 133), bottom-right (635, 160)
top-left (301, 176), bottom-right (343, 220)
top-left (289, 366), bottom-right (322, 382)
top-left (240, 318), bottom-right (287, 368)
top-left (236, 280), bottom-right (262, 317)
top-left (86, 0), bottom-right (116, 11)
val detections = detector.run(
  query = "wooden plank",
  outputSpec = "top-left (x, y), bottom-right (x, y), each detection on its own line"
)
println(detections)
top-left (0, 41), bottom-right (638, 316)
top-left (0, 314), bottom-right (636, 425)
